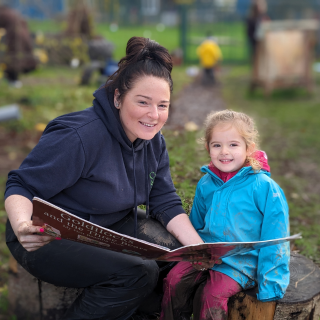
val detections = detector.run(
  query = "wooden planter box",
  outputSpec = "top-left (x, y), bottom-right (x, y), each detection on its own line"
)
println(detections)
top-left (252, 20), bottom-right (319, 96)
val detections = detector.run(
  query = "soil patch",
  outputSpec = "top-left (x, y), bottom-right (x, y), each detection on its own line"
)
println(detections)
top-left (166, 79), bottom-right (225, 130)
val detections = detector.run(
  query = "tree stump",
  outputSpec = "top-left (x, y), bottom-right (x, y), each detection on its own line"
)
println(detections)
top-left (7, 245), bottom-right (320, 320)
top-left (228, 252), bottom-right (320, 320)
top-left (8, 256), bottom-right (83, 320)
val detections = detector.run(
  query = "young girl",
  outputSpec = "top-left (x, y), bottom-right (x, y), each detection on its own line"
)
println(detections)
top-left (160, 110), bottom-right (290, 320)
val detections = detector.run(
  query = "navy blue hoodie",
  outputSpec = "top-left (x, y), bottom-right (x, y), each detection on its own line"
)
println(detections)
top-left (5, 86), bottom-right (184, 240)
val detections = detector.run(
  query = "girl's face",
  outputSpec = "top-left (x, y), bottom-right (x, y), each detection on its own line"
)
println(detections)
top-left (115, 76), bottom-right (170, 143)
top-left (206, 123), bottom-right (252, 173)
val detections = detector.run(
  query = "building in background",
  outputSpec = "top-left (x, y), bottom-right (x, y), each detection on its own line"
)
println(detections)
top-left (0, 0), bottom-right (65, 19)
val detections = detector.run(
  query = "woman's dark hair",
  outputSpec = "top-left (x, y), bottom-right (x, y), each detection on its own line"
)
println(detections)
top-left (105, 37), bottom-right (173, 100)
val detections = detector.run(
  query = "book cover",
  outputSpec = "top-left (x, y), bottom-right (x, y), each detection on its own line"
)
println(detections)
top-left (32, 197), bottom-right (301, 262)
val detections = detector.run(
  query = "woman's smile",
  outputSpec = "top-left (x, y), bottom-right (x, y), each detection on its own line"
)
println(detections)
top-left (140, 121), bottom-right (157, 127)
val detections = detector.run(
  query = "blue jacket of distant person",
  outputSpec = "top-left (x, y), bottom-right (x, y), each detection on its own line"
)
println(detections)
top-left (189, 164), bottom-right (290, 302)
top-left (5, 86), bottom-right (184, 242)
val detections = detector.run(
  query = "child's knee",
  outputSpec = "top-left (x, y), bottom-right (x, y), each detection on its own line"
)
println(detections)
top-left (163, 269), bottom-right (181, 291)
top-left (163, 262), bottom-right (196, 293)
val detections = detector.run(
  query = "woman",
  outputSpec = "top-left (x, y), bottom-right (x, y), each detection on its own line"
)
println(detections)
top-left (5, 37), bottom-right (206, 320)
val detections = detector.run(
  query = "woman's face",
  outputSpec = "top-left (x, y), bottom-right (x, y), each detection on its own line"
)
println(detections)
top-left (115, 76), bottom-right (170, 142)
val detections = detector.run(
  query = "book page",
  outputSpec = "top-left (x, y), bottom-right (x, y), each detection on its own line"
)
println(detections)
top-left (32, 197), bottom-right (301, 262)
top-left (156, 234), bottom-right (301, 262)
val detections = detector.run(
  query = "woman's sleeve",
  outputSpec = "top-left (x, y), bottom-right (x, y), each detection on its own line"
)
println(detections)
top-left (5, 122), bottom-right (86, 202)
top-left (148, 137), bottom-right (185, 227)
top-left (189, 182), bottom-right (206, 232)
top-left (254, 178), bottom-right (290, 302)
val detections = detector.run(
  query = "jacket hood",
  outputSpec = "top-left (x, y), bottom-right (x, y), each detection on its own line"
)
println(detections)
top-left (251, 150), bottom-right (270, 172)
top-left (92, 86), bottom-right (147, 152)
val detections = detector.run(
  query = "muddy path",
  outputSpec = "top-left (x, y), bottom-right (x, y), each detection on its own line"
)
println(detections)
top-left (166, 80), bottom-right (225, 130)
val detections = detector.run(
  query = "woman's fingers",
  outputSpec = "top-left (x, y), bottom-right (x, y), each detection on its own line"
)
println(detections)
top-left (18, 221), bottom-right (43, 235)
top-left (17, 220), bottom-right (57, 251)
top-left (20, 234), bottom-right (57, 252)
top-left (190, 259), bottom-right (222, 270)
top-left (190, 261), bottom-right (206, 271)
top-left (22, 239), bottom-right (53, 252)
top-left (202, 261), bottom-right (213, 269)
top-left (20, 234), bottom-right (55, 244)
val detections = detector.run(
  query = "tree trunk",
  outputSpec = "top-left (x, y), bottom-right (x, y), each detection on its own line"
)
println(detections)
top-left (228, 253), bottom-right (320, 320)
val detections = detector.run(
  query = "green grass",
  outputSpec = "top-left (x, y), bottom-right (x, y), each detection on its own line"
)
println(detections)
top-left (96, 24), bottom-right (180, 60)
top-left (28, 19), bottom-right (64, 34)
top-left (28, 19), bottom-right (180, 60)
top-left (27, 19), bottom-right (248, 63)
top-left (163, 130), bottom-right (208, 213)
top-left (0, 66), bottom-right (96, 131)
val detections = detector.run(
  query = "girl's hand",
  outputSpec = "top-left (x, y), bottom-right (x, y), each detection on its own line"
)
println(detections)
top-left (16, 220), bottom-right (58, 252)
top-left (190, 259), bottom-right (222, 271)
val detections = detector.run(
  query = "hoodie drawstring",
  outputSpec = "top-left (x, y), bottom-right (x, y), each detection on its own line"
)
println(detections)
top-left (144, 144), bottom-right (150, 219)
top-left (132, 144), bottom-right (150, 238)
top-left (132, 147), bottom-right (138, 238)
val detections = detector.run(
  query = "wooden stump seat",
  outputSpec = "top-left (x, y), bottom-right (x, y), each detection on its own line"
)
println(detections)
top-left (228, 252), bottom-right (320, 320)
top-left (7, 253), bottom-right (320, 320)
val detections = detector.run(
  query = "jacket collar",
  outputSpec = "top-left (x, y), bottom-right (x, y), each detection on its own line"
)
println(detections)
top-left (201, 165), bottom-right (271, 184)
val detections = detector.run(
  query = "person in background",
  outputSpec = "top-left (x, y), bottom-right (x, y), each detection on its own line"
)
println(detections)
top-left (0, 5), bottom-right (38, 88)
top-left (245, 0), bottom-right (269, 63)
top-left (196, 31), bottom-right (222, 86)
top-left (5, 36), bottom-right (206, 320)
top-left (160, 109), bottom-right (290, 320)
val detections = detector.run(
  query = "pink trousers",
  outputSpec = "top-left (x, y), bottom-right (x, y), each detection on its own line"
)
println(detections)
top-left (160, 261), bottom-right (241, 320)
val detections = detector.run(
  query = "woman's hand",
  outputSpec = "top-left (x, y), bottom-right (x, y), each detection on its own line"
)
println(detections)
top-left (5, 195), bottom-right (59, 252)
top-left (190, 259), bottom-right (222, 271)
top-left (16, 220), bottom-right (58, 252)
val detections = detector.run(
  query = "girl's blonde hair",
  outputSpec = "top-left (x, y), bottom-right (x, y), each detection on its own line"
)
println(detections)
top-left (204, 109), bottom-right (262, 171)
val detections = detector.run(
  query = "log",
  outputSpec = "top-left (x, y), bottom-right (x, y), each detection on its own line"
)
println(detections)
top-left (8, 256), bottom-right (83, 320)
top-left (8, 252), bottom-right (320, 320)
top-left (228, 252), bottom-right (320, 320)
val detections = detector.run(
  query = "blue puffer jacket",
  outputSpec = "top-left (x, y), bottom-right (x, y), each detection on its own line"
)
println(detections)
top-left (189, 165), bottom-right (290, 301)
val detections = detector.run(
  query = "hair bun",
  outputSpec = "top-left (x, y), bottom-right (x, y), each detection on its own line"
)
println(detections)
top-left (105, 36), bottom-right (173, 95)
top-left (122, 37), bottom-right (172, 73)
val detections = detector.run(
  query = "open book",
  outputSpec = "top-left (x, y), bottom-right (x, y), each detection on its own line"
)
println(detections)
top-left (32, 197), bottom-right (301, 262)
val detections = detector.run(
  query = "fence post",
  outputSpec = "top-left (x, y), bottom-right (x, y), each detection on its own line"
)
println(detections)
top-left (179, 4), bottom-right (188, 63)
